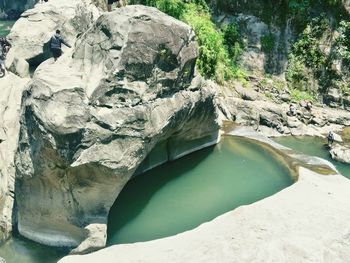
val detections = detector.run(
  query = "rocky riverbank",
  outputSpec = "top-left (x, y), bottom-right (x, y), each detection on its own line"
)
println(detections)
top-left (215, 83), bottom-right (350, 137)
top-left (215, 82), bottom-right (350, 164)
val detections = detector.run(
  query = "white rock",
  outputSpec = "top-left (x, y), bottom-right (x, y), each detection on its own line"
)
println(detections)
top-left (330, 144), bottom-right (350, 164)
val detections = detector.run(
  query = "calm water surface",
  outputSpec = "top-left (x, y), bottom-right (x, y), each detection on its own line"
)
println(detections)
top-left (274, 136), bottom-right (350, 178)
top-left (107, 136), bottom-right (293, 245)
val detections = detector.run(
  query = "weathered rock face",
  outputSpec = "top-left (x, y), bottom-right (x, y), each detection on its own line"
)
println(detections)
top-left (214, 13), bottom-right (292, 77)
top-left (0, 73), bottom-right (30, 242)
top-left (0, 0), bottom-right (99, 244)
top-left (14, 5), bottom-right (219, 251)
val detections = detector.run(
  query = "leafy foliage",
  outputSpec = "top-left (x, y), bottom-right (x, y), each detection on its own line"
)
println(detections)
top-left (337, 21), bottom-right (350, 63)
top-left (290, 88), bottom-right (316, 102)
top-left (141, 0), bottom-right (185, 18)
top-left (260, 34), bottom-right (275, 53)
top-left (222, 22), bottom-right (244, 62)
top-left (286, 16), bottom-right (330, 93)
top-left (288, 0), bottom-right (311, 16)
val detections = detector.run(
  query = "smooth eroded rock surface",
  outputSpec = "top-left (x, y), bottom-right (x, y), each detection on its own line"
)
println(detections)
top-left (13, 5), bottom-right (219, 251)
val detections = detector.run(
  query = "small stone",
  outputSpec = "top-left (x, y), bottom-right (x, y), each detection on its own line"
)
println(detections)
top-left (286, 117), bottom-right (301, 128)
top-left (311, 117), bottom-right (327, 127)
top-left (234, 83), bottom-right (263, 101)
top-left (279, 93), bottom-right (291, 102)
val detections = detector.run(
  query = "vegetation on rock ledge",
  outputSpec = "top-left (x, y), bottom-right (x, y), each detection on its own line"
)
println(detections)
top-left (129, 0), bottom-right (246, 83)
top-left (113, 0), bottom-right (350, 106)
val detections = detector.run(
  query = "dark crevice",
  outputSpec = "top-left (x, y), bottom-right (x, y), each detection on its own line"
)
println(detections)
top-left (26, 40), bottom-right (52, 74)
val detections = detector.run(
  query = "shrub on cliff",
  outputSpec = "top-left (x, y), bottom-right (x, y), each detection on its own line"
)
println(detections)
top-left (286, 15), bottom-right (329, 97)
top-left (181, 3), bottom-right (237, 83)
top-left (129, 0), bottom-right (245, 84)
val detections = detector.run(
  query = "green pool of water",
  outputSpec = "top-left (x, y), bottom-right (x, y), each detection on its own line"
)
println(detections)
top-left (274, 136), bottom-right (350, 179)
top-left (0, 20), bottom-right (15, 37)
top-left (107, 136), bottom-right (293, 245)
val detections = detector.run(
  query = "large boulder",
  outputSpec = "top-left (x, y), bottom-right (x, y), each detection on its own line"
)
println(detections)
top-left (14, 5), bottom-right (219, 252)
top-left (234, 82), bottom-right (264, 101)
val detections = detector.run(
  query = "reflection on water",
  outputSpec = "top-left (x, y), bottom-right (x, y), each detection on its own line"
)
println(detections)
top-left (107, 136), bottom-right (293, 245)
top-left (274, 136), bottom-right (350, 178)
